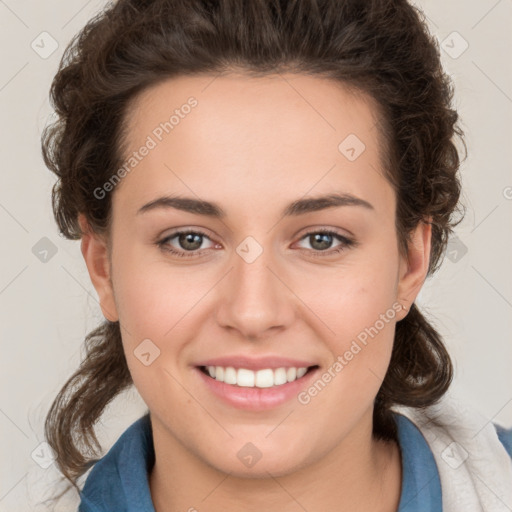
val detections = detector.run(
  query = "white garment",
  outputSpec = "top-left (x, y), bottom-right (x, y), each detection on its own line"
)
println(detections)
top-left (394, 393), bottom-right (512, 512)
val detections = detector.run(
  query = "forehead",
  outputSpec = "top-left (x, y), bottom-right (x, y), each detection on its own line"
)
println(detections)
top-left (123, 72), bottom-right (383, 150)
top-left (115, 72), bottom-right (392, 215)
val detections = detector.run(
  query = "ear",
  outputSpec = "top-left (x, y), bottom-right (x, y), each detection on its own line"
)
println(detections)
top-left (396, 218), bottom-right (432, 319)
top-left (78, 214), bottom-right (119, 322)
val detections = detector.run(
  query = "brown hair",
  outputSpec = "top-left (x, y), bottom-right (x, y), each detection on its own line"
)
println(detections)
top-left (41, 0), bottom-right (466, 499)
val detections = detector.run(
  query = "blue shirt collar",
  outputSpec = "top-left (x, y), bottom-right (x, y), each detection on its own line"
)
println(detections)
top-left (78, 412), bottom-right (442, 512)
top-left (394, 413), bottom-right (443, 511)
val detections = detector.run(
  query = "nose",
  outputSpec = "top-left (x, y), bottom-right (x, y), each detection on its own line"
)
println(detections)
top-left (215, 240), bottom-right (295, 341)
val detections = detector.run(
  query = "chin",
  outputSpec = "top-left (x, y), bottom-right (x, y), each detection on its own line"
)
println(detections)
top-left (212, 457), bottom-right (305, 479)
top-left (199, 440), bottom-right (310, 479)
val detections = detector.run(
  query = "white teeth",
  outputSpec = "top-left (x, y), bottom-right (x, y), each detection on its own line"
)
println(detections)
top-left (224, 366), bottom-right (237, 385)
top-left (274, 367), bottom-right (288, 385)
top-left (205, 365), bottom-right (310, 388)
top-left (286, 367), bottom-right (297, 382)
top-left (296, 367), bottom-right (308, 378)
top-left (255, 369), bottom-right (274, 388)
top-left (237, 368), bottom-right (255, 387)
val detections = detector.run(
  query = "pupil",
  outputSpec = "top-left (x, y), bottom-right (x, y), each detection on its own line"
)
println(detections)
top-left (311, 233), bottom-right (332, 250)
top-left (180, 233), bottom-right (202, 250)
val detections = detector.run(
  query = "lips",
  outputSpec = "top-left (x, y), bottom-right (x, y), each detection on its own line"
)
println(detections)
top-left (192, 355), bottom-right (320, 410)
top-left (194, 363), bottom-right (320, 410)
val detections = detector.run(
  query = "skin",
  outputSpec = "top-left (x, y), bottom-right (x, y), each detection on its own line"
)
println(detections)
top-left (79, 72), bottom-right (431, 512)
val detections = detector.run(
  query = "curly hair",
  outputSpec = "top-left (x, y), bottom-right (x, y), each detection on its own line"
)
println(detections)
top-left (41, 0), bottom-right (466, 499)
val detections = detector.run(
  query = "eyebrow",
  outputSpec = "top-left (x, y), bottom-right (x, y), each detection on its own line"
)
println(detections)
top-left (137, 192), bottom-right (374, 218)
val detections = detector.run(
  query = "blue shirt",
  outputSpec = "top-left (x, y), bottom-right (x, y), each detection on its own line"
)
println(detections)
top-left (77, 412), bottom-right (512, 512)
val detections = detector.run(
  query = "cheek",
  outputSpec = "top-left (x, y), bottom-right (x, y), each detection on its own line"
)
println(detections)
top-left (110, 258), bottom-right (198, 411)
top-left (292, 251), bottom-right (400, 395)
top-left (109, 249), bottom-right (203, 387)
top-left (296, 279), bottom-right (398, 424)
top-left (295, 254), bottom-right (399, 345)
top-left (111, 245), bottom-right (209, 336)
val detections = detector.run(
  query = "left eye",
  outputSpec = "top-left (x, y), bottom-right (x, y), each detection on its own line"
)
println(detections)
top-left (296, 230), bottom-right (354, 254)
top-left (157, 229), bottom-right (355, 258)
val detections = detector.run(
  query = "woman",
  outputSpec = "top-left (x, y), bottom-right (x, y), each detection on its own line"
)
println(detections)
top-left (41, 0), bottom-right (512, 510)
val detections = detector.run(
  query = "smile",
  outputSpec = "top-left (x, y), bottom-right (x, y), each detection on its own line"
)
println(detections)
top-left (199, 365), bottom-right (316, 388)
top-left (195, 364), bottom-right (320, 410)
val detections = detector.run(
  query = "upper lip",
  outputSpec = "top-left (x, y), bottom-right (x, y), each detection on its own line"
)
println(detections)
top-left (195, 356), bottom-right (318, 371)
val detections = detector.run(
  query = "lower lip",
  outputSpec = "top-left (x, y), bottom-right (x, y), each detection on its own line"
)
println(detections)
top-left (194, 366), bottom-right (319, 411)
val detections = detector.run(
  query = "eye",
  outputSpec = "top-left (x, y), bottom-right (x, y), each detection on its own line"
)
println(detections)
top-left (157, 229), bottom-right (216, 258)
top-left (156, 228), bottom-right (356, 259)
top-left (295, 229), bottom-right (355, 257)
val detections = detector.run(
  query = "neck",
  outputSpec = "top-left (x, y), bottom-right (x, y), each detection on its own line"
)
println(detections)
top-left (149, 409), bottom-right (402, 512)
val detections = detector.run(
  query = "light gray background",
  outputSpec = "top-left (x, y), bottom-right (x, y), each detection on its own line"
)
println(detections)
top-left (1, 0), bottom-right (511, 510)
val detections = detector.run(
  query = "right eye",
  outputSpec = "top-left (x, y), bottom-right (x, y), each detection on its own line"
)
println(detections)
top-left (157, 229), bottom-right (217, 258)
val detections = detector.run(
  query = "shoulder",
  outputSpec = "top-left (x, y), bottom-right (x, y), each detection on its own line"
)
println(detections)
top-left (78, 414), bottom-right (154, 512)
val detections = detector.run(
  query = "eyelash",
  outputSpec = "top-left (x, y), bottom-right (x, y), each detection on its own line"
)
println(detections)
top-left (156, 228), bottom-right (356, 259)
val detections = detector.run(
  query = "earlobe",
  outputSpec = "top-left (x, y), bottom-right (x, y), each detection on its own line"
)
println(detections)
top-left (396, 218), bottom-right (432, 317)
top-left (78, 214), bottom-right (119, 322)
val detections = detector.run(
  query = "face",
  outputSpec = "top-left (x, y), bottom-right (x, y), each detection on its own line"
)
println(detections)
top-left (81, 72), bottom-right (430, 478)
